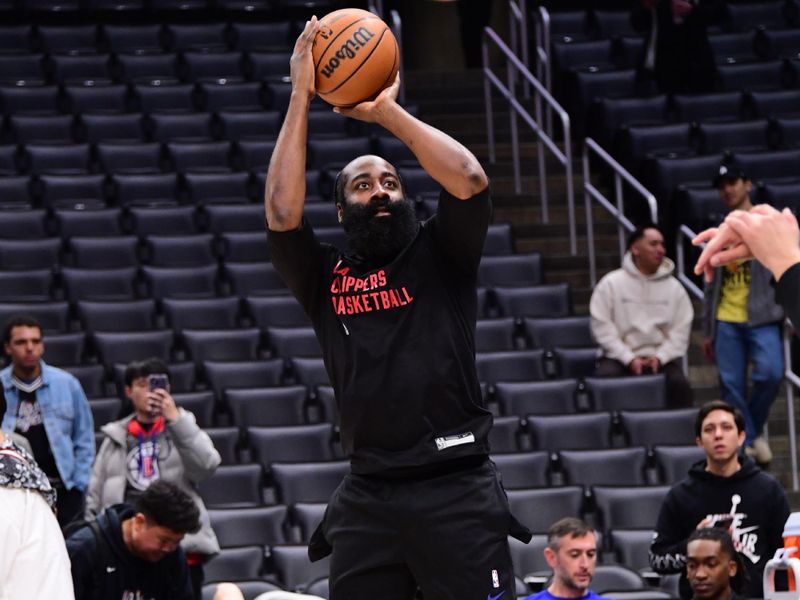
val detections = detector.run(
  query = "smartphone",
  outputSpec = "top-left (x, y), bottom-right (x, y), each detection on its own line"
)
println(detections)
top-left (148, 373), bottom-right (170, 392)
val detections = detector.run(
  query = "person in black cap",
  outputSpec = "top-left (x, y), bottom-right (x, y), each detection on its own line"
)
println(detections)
top-left (700, 158), bottom-right (784, 465)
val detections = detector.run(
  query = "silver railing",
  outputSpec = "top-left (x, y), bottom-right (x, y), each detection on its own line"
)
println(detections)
top-left (508, 0), bottom-right (531, 100)
top-left (389, 9), bottom-right (405, 105)
top-left (532, 5), bottom-right (553, 136)
top-left (482, 26), bottom-right (577, 254)
top-left (675, 223), bottom-right (799, 491)
top-left (583, 137), bottom-right (657, 286)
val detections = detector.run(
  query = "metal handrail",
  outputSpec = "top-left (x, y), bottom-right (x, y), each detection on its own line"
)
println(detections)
top-left (583, 137), bottom-right (657, 286)
top-left (533, 5), bottom-right (553, 136)
top-left (508, 0), bottom-right (531, 100)
top-left (675, 222), bottom-right (799, 491)
top-left (482, 26), bottom-right (577, 254)
top-left (676, 225), bottom-right (704, 301)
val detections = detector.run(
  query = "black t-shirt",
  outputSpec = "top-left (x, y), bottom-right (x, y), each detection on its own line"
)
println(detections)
top-left (268, 187), bottom-right (493, 474)
top-left (14, 388), bottom-right (61, 486)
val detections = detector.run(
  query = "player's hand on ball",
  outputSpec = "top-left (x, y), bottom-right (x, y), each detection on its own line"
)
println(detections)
top-left (333, 73), bottom-right (401, 123)
top-left (291, 16), bottom-right (320, 100)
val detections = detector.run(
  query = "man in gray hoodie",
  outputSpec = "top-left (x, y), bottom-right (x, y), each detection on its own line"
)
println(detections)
top-left (590, 224), bottom-right (694, 407)
top-left (701, 158), bottom-right (784, 465)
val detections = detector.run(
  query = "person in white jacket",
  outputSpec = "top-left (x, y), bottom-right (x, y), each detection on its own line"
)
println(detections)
top-left (590, 224), bottom-right (694, 407)
top-left (86, 357), bottom-right (221, 600)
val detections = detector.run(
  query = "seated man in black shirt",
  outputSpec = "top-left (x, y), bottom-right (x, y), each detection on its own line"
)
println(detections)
top-left (67, 480), bottom-right (199, 600)
top-left (265, 17), bottom-right (531, 600)
top-left (686, 528), bottom-right (748, 600)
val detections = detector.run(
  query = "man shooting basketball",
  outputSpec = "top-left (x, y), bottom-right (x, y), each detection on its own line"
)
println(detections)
top-left (265, 16), bottom-right (531, 600)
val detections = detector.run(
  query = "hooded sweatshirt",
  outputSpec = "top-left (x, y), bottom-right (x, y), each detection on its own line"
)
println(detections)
top-left (649, 456), bottom-right (789, 599)
top-left (66, 504), bottom-right (194, 600)
top-left (590, 252), bottom-right (693, 366)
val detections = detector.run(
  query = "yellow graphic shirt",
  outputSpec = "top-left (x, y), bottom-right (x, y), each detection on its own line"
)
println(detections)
top-left (716, 261), bottom-right (750, 323)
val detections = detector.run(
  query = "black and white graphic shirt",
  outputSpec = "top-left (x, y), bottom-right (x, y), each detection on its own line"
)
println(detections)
top-left (0, 437), bottom-right (56, 509)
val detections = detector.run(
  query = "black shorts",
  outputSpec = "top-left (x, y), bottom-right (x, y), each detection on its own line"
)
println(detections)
top-left (309, 458), bottom-right (531, 600)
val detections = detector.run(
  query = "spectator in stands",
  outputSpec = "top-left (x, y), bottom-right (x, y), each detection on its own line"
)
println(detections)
top-left (85, 357), bottom-right (220, 600)
top-left (67, 479), bottom-right (199, 600)
top-left (649, 400), bottom-right (788, 600)
top-left (693, 203), bottom-right (800, 333)
top-left (0, 386), bottom-right (75, 599)
top-left (523, 517), bottom-right (603, 600)
top-left (631, 0), bottom-right (724, 94)
top-left (265, 18), bottom-right (530, 600)
top-left (590, 224), bottom-right (694, 407)
top-left (686, 528), bottom-right (747, 600)
top-left (701, 159), bottom-right (784, 465)
top-left (0, 314), bottom-right (94, 528)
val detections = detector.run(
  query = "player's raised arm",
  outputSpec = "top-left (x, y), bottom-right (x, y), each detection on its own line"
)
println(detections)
top-left (264, 17), bottom-right (320, 232)
top-left (335, 75), bottom-right (488, 201)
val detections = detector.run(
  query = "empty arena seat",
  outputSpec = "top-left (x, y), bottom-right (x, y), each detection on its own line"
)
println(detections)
top-left (653, 444), bottom-right (705, 484)
top-left (0, 238), bottom-right (61, 270)
top-left (163, 297), bottom-right (240, 330)
top-left (101, 24), bottom-right (164, 54)
top-left (97, 143), bottom-right (165, 175)
top-left (525, 316), bottom-right (593, 349)
top-left (0, 270), bottom-right (54, 301)
top-left (172, 390), bottom-right (215, 427)
top-left (717, 60), bottom-right (788, 92)
top-left (77, 299), bottom-right (157, 332)
top-left (112, 173), bottom-right (181, 206)
top-left (55, 208), bottom-right (123, 238)
top-left (493, 284), bottom-right (572, 318)
top-left (129, 206), bottom-right (198, 236)
top-left (93, 329), bottom-right (174, 367)
top-left (208, 505), bottom-right (289, 548)
top-left (68, 364), bottom-right (110, 398)
top-left (202, 545), bottom-right (264, 582)
top-left (68, 236), bottom-right (139, 269)
top-left (559, 447), bottom-right (649, 487)
top-left (249, 423), bottom-right (336, 467)
top-left (584, 375), bottom-right (667, 411)
top-left (292, 502), bottom-right (327, 543)
top-left (50, 54), bottom-right (114, 85)
top-left (44, 332), bottom-right (86, 366)
top-left (203, 359), bottom-right (285, 398)
top-left (205, 426), bottom-right (240, 464)
top-left (0, 85), bottom-right (61, 115)
top-left (697, 119), bottom-right (773, 154)
top-left (271, 544), bottom-right (331, 591)
top-left (142, 264), bottom-right (219, 299)
top-left (64, 84), bottom-right (129, 115)
top-left (0, 301), bottom-right (69, 333)
top-left (144, 234), bottom-right (216, 267)
top-left (592, 95), bottom-right (669, 149)
top-left (267, 326), bottom-right (321, 359)
top-left (593, 485), bottom-right (670, 532)
top-left (271, 461), bottom-right (348, 504)
top-left (132, 83), bottom-right (196, 113)
top-left (82, 113), bottom-right (148, 144)
top-left (200, 81), bottom-right (268, 112)
top-left (506, 486), bottom-right (584, 533)
top-left (184, 51), bottom-right (247, 82)
top-left (747, 89), bottom-right (800, 118)
top-left (198, 463), bottom-right (263, 509)
top-left (620, 408), bottom-right (698, 447)
top-left (89, 397), bottom-right (122, 428)
top-left (529, 412), bottom-right (613, 451)
top-left (182, 328), bottom-right (260, 365)
top-left (224, 262), bottom-right (288, 296)
top-left (610, 529), bottom-right (656, 573)
top-left (496, 379), bottom-right (578, 416)
top-left (61, 266), bottom-right (139, 302)
top-left (246, 295), bottom-right (310, 328)
top-left (673, 92), bottom-right (744, 124)
top-left (115, 52), bottom-right (183, 85)
top-left (218, 110), bottom-right (282, 141)
top-left (475, 318), bottom-right (518, 352)
top-left (492, 451), bottom-right (551, 489)
top-left (228, 386), bottom-right (308, 427)
top-left (220, 232), bottom-right (270, 263)
top-left (488, 415), bottom-right (525, 453)
top-left (476, 350), bottom-right (546, 383)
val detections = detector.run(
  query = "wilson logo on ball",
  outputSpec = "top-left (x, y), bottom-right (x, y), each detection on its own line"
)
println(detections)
top-left (320, 27), bottom-right (377, 79)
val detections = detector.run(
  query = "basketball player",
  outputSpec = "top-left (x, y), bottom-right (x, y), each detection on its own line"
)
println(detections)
top-left (264, 17), bottom-right (531, 600)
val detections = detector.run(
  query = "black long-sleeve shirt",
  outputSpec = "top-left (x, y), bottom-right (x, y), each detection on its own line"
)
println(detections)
top-left (776, 262), bottom-right (800, 328)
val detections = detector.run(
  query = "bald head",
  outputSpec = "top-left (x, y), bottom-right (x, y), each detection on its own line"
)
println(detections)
top-left (334, 155), bottom-right (403, 212)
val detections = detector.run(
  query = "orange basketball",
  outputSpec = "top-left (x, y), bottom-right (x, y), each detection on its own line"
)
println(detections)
top-left (312, 8), bottom-right (399, 108)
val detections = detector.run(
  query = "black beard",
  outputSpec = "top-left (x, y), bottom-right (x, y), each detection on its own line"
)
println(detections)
top-left (340, 195), bottom-right (418, 266)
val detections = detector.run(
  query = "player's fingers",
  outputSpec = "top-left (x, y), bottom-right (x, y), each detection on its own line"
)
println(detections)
top-left (709, 243), bottom-right (751, 267)
top-left (691, 227), bottom-right (718, 246)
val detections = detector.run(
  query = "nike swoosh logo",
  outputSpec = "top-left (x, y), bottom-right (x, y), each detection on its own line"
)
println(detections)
top-left (487, 592), bottom-right (505, 600)
top-left (106, 566), bottom-right (116, 573)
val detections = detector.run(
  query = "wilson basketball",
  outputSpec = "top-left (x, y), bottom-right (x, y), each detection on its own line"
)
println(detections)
top-left (312, 8), bottom-right (399, 108)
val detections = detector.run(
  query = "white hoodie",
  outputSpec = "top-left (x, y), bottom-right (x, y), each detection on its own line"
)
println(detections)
top-left (590, 252), bottom-right (693, 366)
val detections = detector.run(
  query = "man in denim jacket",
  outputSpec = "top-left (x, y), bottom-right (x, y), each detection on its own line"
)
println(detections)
top-left (0, 315), bottom-right (94, 527)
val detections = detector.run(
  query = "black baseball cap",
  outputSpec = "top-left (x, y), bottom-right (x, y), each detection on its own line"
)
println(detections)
top-left (713, 159), bottom-right (748, 188)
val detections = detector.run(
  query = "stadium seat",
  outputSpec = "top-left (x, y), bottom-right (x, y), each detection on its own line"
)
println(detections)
top-left (525, 316), bottom-right (593, 349)
top-left (0, 146), bottom-right (20, 177)
top-left (725, 0), bottom-right (791, 31)
top-left (205, 204), bottom-right (264, 233)
top-left (592, 95), bottom-right (669, 150)
top-left (747, 89), bottom-right (800, 118)
top-left (132, 83), bottom-right (196, 113)
top-left (182, 328), bottom-right (261, 365)
top-left (493, 284), bottom-right (571, 318)
top-left (506, 486), bottom-right (585, 533)
top-left (235, 139), bottom-right (277, 173)
top-left (620, 408), bottom-right (698, 447)
top-left (0, 209), bottom-right (48, 239)
top-left (0, 301), bottom-right (69, 333)
top-left (559, 447), bottom-right (649, 486)
top-left (61, 266), bottom-right (139, 302)
top-left (200, 81), bottom-right (267, 112)
top-left (166, 23), bottom-right (229, 52)
top-left (289, 357), bottom-right (329, 387)
top-left (172, 390), bottom-right (215, 427)
top-left (529, 412), bottom-right (613, 452)
top-left (653, 444), bottom-right (705, 484)
top-left (475, 318), bottom-right (518, 352)
top-left (55, 208), bottom-right (123, 238)
top-left (508, 535), bottom-right (549, 579)
top-left (616, 123), bottom-right (696, 172)
top-left (584, 375), bottom-right (667, 411)
top-left (267, 326), bottom-right (321, 359)
top-left (44, 331), bottom-right (86, 366)
top-left (198, 463), bottom-right (263, 509)
top-left (36, 24), bottom-right (99, 54)
top-left (205, 426), bottom-right (240, 464)
top-left (50, 54), bottom-right (114, 85)
top-left (271, 544), bottom-right (330, 591)
top-left (488, 415), bottom-right (525, 453)
top-left (476, 350), bottom-right (546, 383)
top-left (68, 236), bottom-right (139, 269)
top-left (24, 143), bottom-right (93, 176)
top-left (149, 112), bottom-right (216, 143)
top-left (737, 148), bottom-right (800, 182)
top-left (77, 299), bottom-right (157, 332)
top-left (0, 270), bottom-right (53, 301)
top-left (553, 347), bottom-right (600, 378)
top-left (374, 135), bottom-right (417, 166)
top-left (672, 92), bottom-right (744, 124)
top-left (224, 262), bottom-right (288, 296)
top-left (163, 297), bottom-right (240, 330)
top-left (96, 143), bottom-right (165, 175)
top-left (129, 206), bottom-right (198, 236)
top-left (0, 238), bottom-right (61, 270)
top-left (203, 359), bottom-right (285, 398)
top-left (101, 24), bottom-right (164, 54)
top-left (141, 264), bottom-right (219, 299)
top-left (249, 423), bottom-right (336, 467)
top-left (93, 329), bottom-right (174, 367)
top-left (292, 502), bottom-right (326, 543)
top-left (184, 172), bottom-right (251, 204)
top-left (167, 141), bottom-right (233, 174)
top-left (592, 485), bottom-right (670, 532)
top-left (246, 295), bottom-right (310, 328)
top-left (271, 461), bottom-right (348, 504)
top-left (209, 505), bottom-right (289, 548)
top-left (709, 31), bottom-right (759, 65)
top-left (39, 174), bottom-right (107, 209)
top-left (697, 119), bottom-right (772, 154)
top-left (610, 529), bottom-right (657, 573)
top-left (755, 28), bottom-right (800, 61)
top-left (491, 451), bottom-right (550, 489)
top-left (112, 173), bottom-right (181, 206)
top-left (230, 21), bottom-right (293, 52)
top-left (496, 379), bottom-right (578, 416)
top-left (184, 51), bottom-right (247, 82)
top-left (228, 386), bottom-right (308, 427)
top-left (202, 545), bottom-right (264, 582)
top-left (89, 397), bottom-right (122, 429)
top-left (592, 565), bottom-right (649, 594)
top-left (0, 25), bottom-right (35, 55)
top-left (217, 110), bottom-right (283, 141)
top-left (676, 187), bottom-right (726, 231)
top-left (594, 9), bottom-right (639, 38)
top-left (307, 137), bottom-right (372, 170)
top-left (0, 177), bottom-right (32, 207)
top-left (63, 84), bottom-right (129, 115)
top-left (0, 85), bottom-right (61, 115)
top-left (66, 364), bottom-right (109, 398)
top-left (115, 52), bottom-right (183, 85)
top-left (0, 54), bottom-right (48, 86)
top-left (81, 113), bottom-right (147, 144)
top-left (144, 233), bottom-right (216, 267)
top-left (219, 232), bottom-right (270, 263)
top-left (717, 60), bottom-right (787, 92)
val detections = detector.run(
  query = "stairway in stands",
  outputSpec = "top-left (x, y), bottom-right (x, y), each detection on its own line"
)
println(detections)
top-left (403, 67), bottom-right (800, 506)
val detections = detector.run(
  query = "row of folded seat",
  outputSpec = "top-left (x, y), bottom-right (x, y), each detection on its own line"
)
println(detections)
top-left (0, 22), bottom-right (296, 55)
top-left (0, 0), bottom-right (329, 16)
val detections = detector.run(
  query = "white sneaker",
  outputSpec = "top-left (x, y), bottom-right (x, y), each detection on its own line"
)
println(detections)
top-left (752, 436), bottom-right (773, 465)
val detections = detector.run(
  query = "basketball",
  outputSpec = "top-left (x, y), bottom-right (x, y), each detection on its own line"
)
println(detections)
top-left (312, 8), bottom-right (400, 108)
